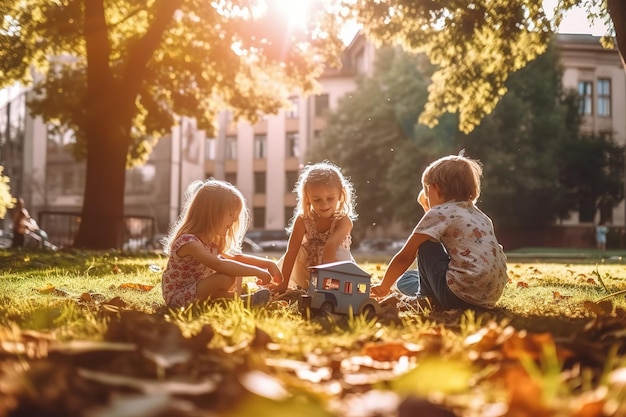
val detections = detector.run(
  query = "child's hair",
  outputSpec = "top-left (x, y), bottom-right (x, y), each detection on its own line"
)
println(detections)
top-left (288, 161), bottom-right (357, 231)
top-left (163, 179), bottom-right (249, 255)
top-left (422, 155), bottom-right (483, 203)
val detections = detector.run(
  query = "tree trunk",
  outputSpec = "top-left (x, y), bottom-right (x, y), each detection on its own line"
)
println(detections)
top-left (608, 0), bottom-right (626, 68)
top-left (73, 109), bottom-right (130, 249)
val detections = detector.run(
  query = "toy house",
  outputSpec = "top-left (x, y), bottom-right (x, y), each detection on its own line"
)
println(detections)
top-left (298, 261), bottom-right (380, 318)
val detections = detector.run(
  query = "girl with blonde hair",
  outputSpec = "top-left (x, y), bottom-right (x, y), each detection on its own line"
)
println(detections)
top-left (276, 161), bottom-right (358, 291)
top-left (161, 179), bottom-right (282, 308)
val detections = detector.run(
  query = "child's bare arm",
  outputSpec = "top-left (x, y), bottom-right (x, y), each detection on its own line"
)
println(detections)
top-left (371, 232), bottom-right (430, 298)
top-left (231, 253), bottom-right (283, 287)
top-left (278, 217), bottom-right (306, 292)
top-left (179, 240), bottom-right (271, 284)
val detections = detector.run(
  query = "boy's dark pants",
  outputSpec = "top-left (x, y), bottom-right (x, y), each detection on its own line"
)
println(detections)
top-left (396, 240), bottom-right (473, 310)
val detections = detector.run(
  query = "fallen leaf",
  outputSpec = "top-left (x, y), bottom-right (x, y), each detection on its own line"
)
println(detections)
top-left (362, 342), bottom-right (415, 362)
top-left (119, 283), bottom-right (154, 291)
top-left (553, 291), bottom-right (572, 300)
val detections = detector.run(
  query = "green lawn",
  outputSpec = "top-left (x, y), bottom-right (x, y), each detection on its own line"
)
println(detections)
top-left (0, 249), bottom-right (624, 416)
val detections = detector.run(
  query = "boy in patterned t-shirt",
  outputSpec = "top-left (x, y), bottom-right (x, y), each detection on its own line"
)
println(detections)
top-left (371, 154), bottom-right (508, 310)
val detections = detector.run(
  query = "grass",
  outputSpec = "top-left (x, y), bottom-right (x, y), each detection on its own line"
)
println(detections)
top-left (0, 249), bottom-right (625, 416)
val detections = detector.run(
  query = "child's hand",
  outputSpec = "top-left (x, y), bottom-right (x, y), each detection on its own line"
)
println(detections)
top-left (256, 271), bottom-right (272, 286)
top-left (418, 189), bottom-right (429, 212)
top-left (370, 284), bottom-right (390, 298)
top-left (271, 280), bottom-right (289, 294)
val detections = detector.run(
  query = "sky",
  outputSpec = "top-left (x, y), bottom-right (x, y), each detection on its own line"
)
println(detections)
top-left (543, 1), bottom-right (610, 36)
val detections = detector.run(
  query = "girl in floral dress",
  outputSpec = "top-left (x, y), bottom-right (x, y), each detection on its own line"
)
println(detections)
top-left (161, 179), bottom-right (282, 308)
top-left (371, 154), bottom-right (508, 310)
top-left (275, 162), bottom-right (358, 291)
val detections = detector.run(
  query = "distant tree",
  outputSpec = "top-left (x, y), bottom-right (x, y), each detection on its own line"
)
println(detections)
top-left (315, 38), bottom-right (609, 232)
top-left (347, 0), bottom-right (621, 134)
top-left (559, 133), bottom-right (625, 223)
top-left (460, 41), bottom-right (577, 228)
top-left (0, 167), bottom-right (14, 219)
top-left (309, 47), bottom-right (432, 238)
top-left (0, 0), bottom-right (343, 249)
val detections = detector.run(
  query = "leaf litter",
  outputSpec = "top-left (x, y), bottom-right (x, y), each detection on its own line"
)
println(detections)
top-left (1, 260), bottom-right (626, 416)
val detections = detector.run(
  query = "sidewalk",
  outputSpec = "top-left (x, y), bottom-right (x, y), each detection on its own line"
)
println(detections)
top-left (505, 247), bottom-right (626, 263)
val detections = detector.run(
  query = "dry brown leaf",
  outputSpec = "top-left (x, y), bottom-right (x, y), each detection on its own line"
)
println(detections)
top-left (119, 283), bottom-right (154, 291)
top-left (361, 342), bottom-right (415, 362)
top-left (552, 291), bottom-right (572, 300)
top-left (502, 364), bottom-right (553, 417)
top-left (501, 331), bottom-right (573, 362)
top-left (464, 326), bottom-right (501, 352)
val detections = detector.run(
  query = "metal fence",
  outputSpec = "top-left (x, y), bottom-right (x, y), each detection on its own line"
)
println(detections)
top-left (38, 211), bottom-right (157, 250)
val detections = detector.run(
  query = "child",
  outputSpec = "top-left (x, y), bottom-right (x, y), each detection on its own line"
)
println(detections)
top-left (275, 161), bottom-right (357, 292)
top-left (11, 197), bottom-right (35, 248)
top-left (371, 154), bottom-right (508, 310)
top-left (595, 222), bottom-right (609, 251)
top-left (161, 179), bottom-right (283, 308)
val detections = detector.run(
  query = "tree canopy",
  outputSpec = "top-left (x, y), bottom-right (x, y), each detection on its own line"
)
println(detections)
top-left (1, 0), bottom-right (622, 248)
top-left (345, 0), bottom-right (619, 133)
top-left (313, 40), bottom-right (623, 235)
top-left (0, 0), bottom-right (344, 249)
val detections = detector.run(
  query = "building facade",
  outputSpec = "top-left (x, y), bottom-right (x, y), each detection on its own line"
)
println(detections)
top-left (0, 34), bottom-right (623, 246)
top-left (558, 34), bottom-right (626, 225)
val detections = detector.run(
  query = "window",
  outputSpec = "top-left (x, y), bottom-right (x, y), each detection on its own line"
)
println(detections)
top-left (322, 277), bottom-right (340, 290)
top-left (286, 132), bottom-right (299, 157)
top-left (314, 94), bottom-right (330, 117)
top-left (225, 135), bottom-right (237, 159)
top-left (597, 79), bottom-right (611, 117)
top-left (126, 164), bottom-right (156, 194)
top-left (254, 134), bottom-right (267, 159)
top-left (286, 96), bottom-right (299, 118)
top-left (254, 171), bottom-right (266, 194)
top-left (578, 81), bottom-right (593, 116)
top-left (253, 207), bottom-right (266, 229)
top-left (344, 282), bottom-right (353, 294)
top-left (285, 170), bottom-right (298, 192)
top-left (225, 172), bottom-right (237, 186)
top-left (205, 138), bottom-right (216, 160)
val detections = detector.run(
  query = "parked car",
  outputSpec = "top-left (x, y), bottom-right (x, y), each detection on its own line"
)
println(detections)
top-left (241, 237), bottom-right (263, 253)
top-left (246, 229), bottom-right (289, 252)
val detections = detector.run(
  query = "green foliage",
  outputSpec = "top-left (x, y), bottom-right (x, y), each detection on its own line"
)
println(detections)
top-left (309, 47), bottom-right (434, 236)
top-left (0, 166), bottom-right (13, 219)
top-left (461, 40), bottom-right (576, 227)
top-left (313, 41), bottom-right (602, 231)
top-left (346, 0), bottom-right (613, 133)
top-left (1, 0), bottom-right (344, 163)
top-left (0, 0), bottom-right (345, 249)
top-left (559, 133), bottom-right (625, 223)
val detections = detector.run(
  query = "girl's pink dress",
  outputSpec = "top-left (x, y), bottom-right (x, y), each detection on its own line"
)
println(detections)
top-left (161, 234), bottom-right (217, 308)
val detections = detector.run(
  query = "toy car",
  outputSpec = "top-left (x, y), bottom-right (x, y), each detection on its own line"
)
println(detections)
top-left (298, 260), bottom-right (380, 318)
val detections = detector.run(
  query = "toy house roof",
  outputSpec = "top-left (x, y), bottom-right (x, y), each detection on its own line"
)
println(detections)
top-left (309, 261), bottom-right (371, 278)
